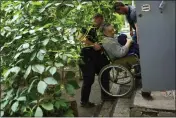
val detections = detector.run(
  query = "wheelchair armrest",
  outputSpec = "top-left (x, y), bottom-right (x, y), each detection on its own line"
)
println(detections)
top-left (127, 53), bottom-right (139, 58)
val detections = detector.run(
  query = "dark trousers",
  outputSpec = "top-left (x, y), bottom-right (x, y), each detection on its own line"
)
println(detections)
top-left (79, 47), bottom-right (110, 103)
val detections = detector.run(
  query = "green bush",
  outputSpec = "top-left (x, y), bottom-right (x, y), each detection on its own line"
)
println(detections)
top-left (0, 0), bottom-right (126, 117)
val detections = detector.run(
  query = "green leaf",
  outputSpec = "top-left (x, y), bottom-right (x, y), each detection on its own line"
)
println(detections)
top-left (24, 65), bottom-right (31, 79)
top-left (65, 84), bottom-right (75, 95)
top-left (35, 107), bottom-right (43, 117)
top-left (17, 96), bottom-right (26, 101)
top-left (31, 100), bottom-right (37, 104)
top-left (43, 23), bottom-right (52, 28)
top-left (23, 49), bottom-right (32, 53)
top-left (24, 112), bottom-right (31, 117)
top-left (55, 101), bottom-right (60, 109)
top-left (37, 49), bottom-right (46, 61)
top-left (38, 27), bottom-right (43, 31)
top-left (14, 35), bottom-right (22, 40)
top-left (41, 103), bottom-right (54, 111)
top-left (55, 3), bottom-right (61, 6)
top-left (32, 64), bottom-right (45, 74)
top-left (67, 80), bottom-right (80, 89)
top-left (64, 109), bottom-right (74, 117)
top-left (17, 43), bottom-right (29, 51)
top-left (42, 39), bottom-right (49, 46)
top-left (45, 66), bottom-right (51, 71)
top-left (14, 52), bottom-right (22, 59)
top-left (10, 66), bottom-right (21, 73)
top-left (29, 30), bottom-right (35, 34)
top-left (1, 111), bottom-right (4, 117)
top-left (1, 100), bottom-right (9, 109)
top-left (31, 1), bottom-right (43, 6)
top-left (4, 26), bottom-right (11, 31)
top-left (22, 43), bottom-right (30, 49)
top-left (11, 101), bottom-right (19, 112)
top-left (49, 67), bottom-right (57, 75)
top-left (69, 36), bottom-right (74, 40)
top-left (65, 71), bottom-right (75, 80)
top-left (56, 27), bottom-right (62, 31)
top-left (28, 78), bottom-right (38, 93)
top-left (4, 69), bottom-right (11, 79)
top-left (51, 38), bottom-right (58, 42)
top-left (44, 77), bottom-right (58, 85)
top-left (12, 14), bottom-right (19, 22)
top-left (37, 81), bottom-right (47, 94)
top-left (30, 52), bottom-right (36, 61)
top-left (4, 66), bottom-right (21, 79)
top-left (55, 62), bottom-right (64, 68)
top-left (65, 4), bottom-right (74, 7)
top-left (77, 5), bottom-right (82, 10)
top-left (55, 99), bottom-right (67, 109)
top-left (45, 3), bottom-right (53, 8)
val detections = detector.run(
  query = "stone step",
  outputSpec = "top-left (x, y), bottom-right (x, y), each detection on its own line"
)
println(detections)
top-left (130, 89), bottom-right (176, 117)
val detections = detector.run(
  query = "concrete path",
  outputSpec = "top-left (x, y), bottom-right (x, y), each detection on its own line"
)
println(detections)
top-left (113, 89), bottom-right (176, 117)
top-left (75, 76), bottom-right (102, 117)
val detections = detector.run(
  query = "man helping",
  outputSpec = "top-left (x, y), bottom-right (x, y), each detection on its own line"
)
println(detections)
top-left (113, 1), bottom-right (138, 43)
top-left (79, 14), bottom-right (116, 108)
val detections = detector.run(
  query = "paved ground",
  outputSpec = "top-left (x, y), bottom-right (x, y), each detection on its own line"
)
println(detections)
top-left (130, 89), bottom-right (176, 117)
top-left (75, 76), bottom-right (102, 117)
top-left (113, 89), bottom-right (176, 117)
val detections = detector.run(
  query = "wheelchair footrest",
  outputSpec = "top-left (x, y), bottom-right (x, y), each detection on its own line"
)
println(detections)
top-left (131, 64), bottom-right (141, 75)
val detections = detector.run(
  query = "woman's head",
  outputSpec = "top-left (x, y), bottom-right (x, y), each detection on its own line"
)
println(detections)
top-left (102, 23), bottom-right (116, 37)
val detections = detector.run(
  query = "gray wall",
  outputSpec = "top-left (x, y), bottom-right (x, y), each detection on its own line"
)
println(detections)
top-left (136, 1), bottom-right (175, 91)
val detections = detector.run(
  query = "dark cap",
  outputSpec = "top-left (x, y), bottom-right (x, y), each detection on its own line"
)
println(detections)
top-left (93, 13), bottom-right (103, 19)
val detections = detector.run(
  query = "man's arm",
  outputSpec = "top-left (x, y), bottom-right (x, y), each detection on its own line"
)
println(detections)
top-left (103, 38), bottom-right (133, 58)
top-left (82, 38), bottom-right (94, 46)
top-left (130, 25), bottom-right (133, 36)
top-left (117, 39), bottom-right (133, 57)
top-left (135, 23), bottom-right (139, 44)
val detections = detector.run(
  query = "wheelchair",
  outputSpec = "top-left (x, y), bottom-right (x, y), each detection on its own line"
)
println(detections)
top-left (98, 47), bottom-right (141, 97)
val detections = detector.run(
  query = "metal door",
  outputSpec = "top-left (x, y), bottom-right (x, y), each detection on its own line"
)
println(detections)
top-left (136, 1), bottom-right (175, 91)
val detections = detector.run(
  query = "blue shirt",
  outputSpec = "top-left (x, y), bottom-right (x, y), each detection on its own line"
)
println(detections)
top-left (126, 6), bottom-right (137, 30)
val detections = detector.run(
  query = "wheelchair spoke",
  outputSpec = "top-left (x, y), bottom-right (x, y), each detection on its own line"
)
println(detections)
top-left (99, 64), bottom-right (135, 97)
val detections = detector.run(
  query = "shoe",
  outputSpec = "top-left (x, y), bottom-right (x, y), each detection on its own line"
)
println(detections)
top-left (141, 91), bottom-right (153, 100)
top-left (80, 102), bottom-right (96, 108)
top-left (101, 96), bottom-right (117, 101)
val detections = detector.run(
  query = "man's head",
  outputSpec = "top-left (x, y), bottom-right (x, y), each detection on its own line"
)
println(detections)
top-left (93, 13), bottom-right (104, 27)
top-left (113, 2), bottom-right (128, 15)
top-left (102, 23), bottom-right (116, 37)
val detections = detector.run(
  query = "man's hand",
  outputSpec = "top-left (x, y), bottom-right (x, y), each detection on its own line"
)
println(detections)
top-left (130, 31), bottom-right (133, 37)
top-left (125, 39), bottom-right (133, 48)
top-left (93, 43), bottom-right (101, 51)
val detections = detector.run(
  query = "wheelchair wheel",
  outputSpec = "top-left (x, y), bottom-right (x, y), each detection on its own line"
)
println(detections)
top-left (98, 64), bottom-right (135, 97)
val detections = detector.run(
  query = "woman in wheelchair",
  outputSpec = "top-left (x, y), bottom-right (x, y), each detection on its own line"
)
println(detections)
top-left (99, 23), bottom-right (151, 98)
top-left (101, 23), bottom-right (140, 72)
